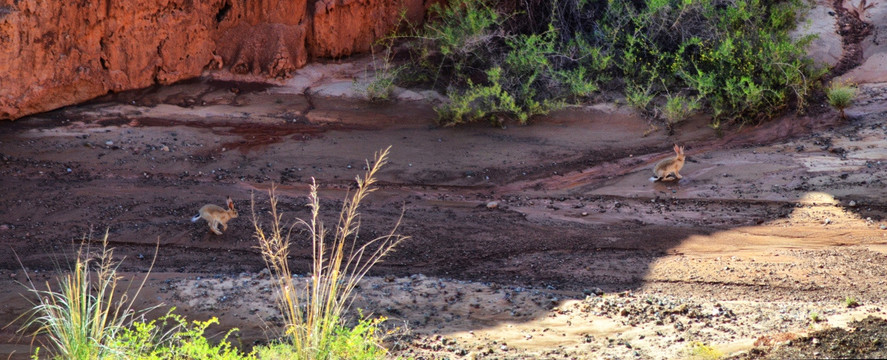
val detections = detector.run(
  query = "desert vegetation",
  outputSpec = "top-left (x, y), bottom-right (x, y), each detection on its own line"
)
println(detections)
top-left (17, 149), bottom-right (404, 360)
top-left (826, 81), bottom-right (858, 120)
top-left (375, 0), bottom-right (825, 130)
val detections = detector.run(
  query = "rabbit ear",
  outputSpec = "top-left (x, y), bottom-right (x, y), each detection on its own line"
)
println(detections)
top-left (673, 144), bottom-right (680, 153)
top-left (227, 197), bottom-right (234, 210)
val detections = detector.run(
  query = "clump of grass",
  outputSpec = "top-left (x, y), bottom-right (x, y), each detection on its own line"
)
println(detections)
top-left (661, 94), bottom-right (700, 134)
top-left (809, 312), bottom-right (822, 322)
top-left (16, 232), bottom-right (157, 359)
top-left (625, 82), bottom-right (655, 113)
top-left (686, 341), bottom-right (724, 360)
top-left (355, 40), bottom-right (404, 103)
top-left (826, 82), bottom-right (857, 120)
top-left (251, 146), bottom-right (407, 359)
top-left (844, 296), bottom-right (860, 308)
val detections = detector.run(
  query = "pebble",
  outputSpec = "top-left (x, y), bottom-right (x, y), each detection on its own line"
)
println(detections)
top-left (848, 200), bottom-right (857, 207)
top-left (486, 201), bottom-right (499, 209)
top-left (581, 212), bottom-right (589, 216)
top-left (881, 224), bottom-right (887, 230)
top-left (160, 145), bottom-right (170, 152)
top-left (823, 218), bottom-right (831, 225)
top-left (105, 140), bottom-right (114, 145)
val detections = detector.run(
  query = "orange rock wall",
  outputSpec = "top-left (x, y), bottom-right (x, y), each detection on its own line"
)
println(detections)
top-left (0, 0), bottom-right (430, 120)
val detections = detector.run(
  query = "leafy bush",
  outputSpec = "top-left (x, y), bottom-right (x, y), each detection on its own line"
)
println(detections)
top-left (826, 82), bottom-right (857, 120)
top-left (662, 94), bottom-right (701, 132)
top-left (255, 317), bottom-right (388, 360)
top-left (107, 310), bottom-right (255, 359)
top-left (391, 0), bottom-right (823, 131)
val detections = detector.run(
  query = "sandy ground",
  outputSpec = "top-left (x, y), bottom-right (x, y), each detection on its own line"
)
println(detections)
top-left (0, 69), bottom-right (886, 359)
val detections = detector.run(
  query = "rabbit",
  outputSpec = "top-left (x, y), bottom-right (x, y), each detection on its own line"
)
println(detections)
top-left (650, 144), bottom-right (685, 182)
top-left (191, 196), bottom-right (238, 235)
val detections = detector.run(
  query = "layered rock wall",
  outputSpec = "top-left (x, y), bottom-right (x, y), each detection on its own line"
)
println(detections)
top-left (0, 0), bottom-right (430, 120)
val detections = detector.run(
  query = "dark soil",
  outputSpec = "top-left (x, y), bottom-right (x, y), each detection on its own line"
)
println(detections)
top-left (734, 316), bottom-right (887, 359)
top-left (1, 78), bottom-right (886, 359)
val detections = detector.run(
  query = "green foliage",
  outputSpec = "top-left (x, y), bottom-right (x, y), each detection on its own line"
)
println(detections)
top-left (356, 36), bottom-right (407, 103)
top-left (686, 341), bottom-right (724, 360)
top-left (356, 61), bottom-right (404, 103)
top-left (398, 0), bottom-right (823, 130)
top-left (826, 82), bottom-right (857, 119)
top-left (662, 94), bottom-right (701, 130)
top-left (435, 67), bottom-right (525, 126)
top-left (255, 317), bottom-right (388, 360)
top-left (625, 81), bottom-right (656, 112)
top-left (614, 0), bottom-right (821, 125)
top-left (425, 0), bottom-right (501, 59)
top-left (809, 312), bottom-right (821, 322)
top-left (18, 232), bottom-right (156, 360)
top-left (107, 310), bottom-right (255, 359)
top-left (844, 296), bottom-right (860, 308)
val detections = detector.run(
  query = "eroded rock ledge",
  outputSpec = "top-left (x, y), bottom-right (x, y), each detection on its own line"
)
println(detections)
top-left (0, 0), bottom-right (432, 120)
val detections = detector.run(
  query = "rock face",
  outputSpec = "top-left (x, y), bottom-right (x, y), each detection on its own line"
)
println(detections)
top-left (0, 0), bottom-right (432, 120)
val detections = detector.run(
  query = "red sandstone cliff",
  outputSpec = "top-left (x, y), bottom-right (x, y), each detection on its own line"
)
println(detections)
top-left (0, 0), bottom-right (429, 120)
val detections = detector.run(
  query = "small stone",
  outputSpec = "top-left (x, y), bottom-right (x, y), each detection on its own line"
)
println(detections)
top-left (581, 212), bottom-right (589, 216)
top-left (823, 218), bottom-right (831, 225)
top-left (160, 145), bottom-right (170, 152)
top-left (105, 140), bottom-right (114, 146)
top-left (486, 201), bottom-right (499, 209)
top-left (812, 338), bottom-right (820, 345)
top-left (881, 224), bottom-right (887, 230)
top-left (848, 200), bottom-right (857, 207)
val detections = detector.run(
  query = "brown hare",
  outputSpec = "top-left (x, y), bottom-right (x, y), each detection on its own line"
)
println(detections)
top-left (650, 144), bottom-right (685, 182)
top-left (191, 196), bottom-right (238, 235)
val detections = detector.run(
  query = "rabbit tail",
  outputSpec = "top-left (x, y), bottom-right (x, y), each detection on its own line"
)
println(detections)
top-left (191, 214), bottom-right (201, 222)
top-left (649, 176), bottom-right (660, 182)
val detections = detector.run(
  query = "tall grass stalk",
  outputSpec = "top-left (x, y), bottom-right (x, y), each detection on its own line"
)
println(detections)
top-left (251, 146), bottom-right (407, 359)
top-left (16, 232), bottom-right (158, 359)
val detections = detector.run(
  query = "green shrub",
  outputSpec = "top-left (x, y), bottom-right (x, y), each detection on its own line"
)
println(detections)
top-left (662, 94), bottom-right (701, 132)
top-left (356, 63), bottom-right (403, 103)
top-left (254, 317), bottom-right (387, 360)
top-left (435, 67), bottom-right (530, 126)
top-left (396, 0), bottom-right (823, 131)
top-left (108, 310), bottom-right (255, 359)
top-left (625, 81), bottom-right (656, 112)
top-left (687, 341), bottom-right (724, 360)
top-left (826, 82), bottom-right (857, 120)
